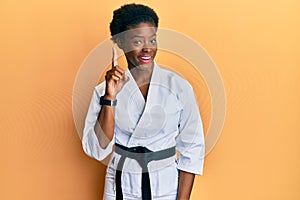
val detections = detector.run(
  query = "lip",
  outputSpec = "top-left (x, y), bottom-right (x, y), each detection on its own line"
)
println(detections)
top-left (138, 55), bottom-right (152, 64)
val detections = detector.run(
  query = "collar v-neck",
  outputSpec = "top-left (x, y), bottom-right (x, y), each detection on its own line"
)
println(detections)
top-left (125, 62), bottom-right (158, 105)
top-left (120, 63), bottom-right (160, 143)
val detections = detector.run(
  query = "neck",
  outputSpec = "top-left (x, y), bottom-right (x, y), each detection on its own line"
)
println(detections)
top-left (128, 62), bottom-right (154, 85)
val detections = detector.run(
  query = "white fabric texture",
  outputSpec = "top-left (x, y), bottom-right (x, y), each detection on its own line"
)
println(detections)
top-left (82, 63), bottom-right (205, 199)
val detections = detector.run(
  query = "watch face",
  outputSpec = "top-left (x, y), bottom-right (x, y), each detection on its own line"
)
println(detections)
top-left (100, 96), bottom-right (117, 106)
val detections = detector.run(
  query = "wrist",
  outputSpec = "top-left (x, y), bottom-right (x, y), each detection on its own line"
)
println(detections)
top-left (100, 96), bottom-right (117, 106)
top-left (103, 94), bottom-right (116, 101)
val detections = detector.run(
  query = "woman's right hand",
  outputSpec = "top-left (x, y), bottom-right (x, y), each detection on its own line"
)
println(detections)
top-left (104, 47), bottom-right (130, 100)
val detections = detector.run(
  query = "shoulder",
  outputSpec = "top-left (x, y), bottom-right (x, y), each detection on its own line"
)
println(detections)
top-left (155, 64), bottom-right (193, 92)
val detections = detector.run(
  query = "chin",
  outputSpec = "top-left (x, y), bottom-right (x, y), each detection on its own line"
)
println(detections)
top-left (136, 62), bottom-right (154, 70)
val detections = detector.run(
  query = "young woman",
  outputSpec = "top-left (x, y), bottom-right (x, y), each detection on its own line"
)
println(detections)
top-left (82, 4), bottom-right (205, 200)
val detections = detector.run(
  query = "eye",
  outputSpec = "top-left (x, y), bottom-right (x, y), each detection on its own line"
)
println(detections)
top-left (150, 39), bottom-right (157, 44)
top-left (133, 40), bottom-right (142, 46)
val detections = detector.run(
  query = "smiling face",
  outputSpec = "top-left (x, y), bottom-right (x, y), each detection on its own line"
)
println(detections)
top-left (120, 22), bottom-right (157, 71)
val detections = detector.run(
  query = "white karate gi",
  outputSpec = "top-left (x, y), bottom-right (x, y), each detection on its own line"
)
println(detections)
top-left (82, 62), bottom-right (205, 200)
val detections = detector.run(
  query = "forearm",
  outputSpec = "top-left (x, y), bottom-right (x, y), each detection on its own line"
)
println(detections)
top-left (95, 95), bottom-right (115, 148)
top-left (93, 48), bottom-right (128, 149)
top-left (177, 170), bottom-right (195, 200)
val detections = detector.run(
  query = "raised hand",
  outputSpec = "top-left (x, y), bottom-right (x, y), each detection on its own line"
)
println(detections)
top-left (104, 47), bottom-right (130, 100)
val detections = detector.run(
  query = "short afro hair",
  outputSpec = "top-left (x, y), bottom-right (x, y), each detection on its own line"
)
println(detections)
top-left (110, 3), bottom-right (159, 43)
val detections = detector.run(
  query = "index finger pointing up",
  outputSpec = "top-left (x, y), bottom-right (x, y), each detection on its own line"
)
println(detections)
top-left (112, 47), bottom-right (118, 68)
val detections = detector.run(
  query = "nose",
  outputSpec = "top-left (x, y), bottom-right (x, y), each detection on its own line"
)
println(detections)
top-left (142, 42), bottom-right (153, 52)
top-left (142, 42), bottom-right (152, 52)
top-left (142, 47), bottom-right (151, 52)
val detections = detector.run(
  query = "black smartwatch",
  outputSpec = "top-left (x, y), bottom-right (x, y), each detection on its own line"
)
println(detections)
top-left (100, 96), bottom-right (117, 106)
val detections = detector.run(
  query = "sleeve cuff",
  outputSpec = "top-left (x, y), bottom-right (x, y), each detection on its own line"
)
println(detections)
top-left (82, 126), bottom-right (115, 161)
top-left (177, 156), bottom-right (204, 175)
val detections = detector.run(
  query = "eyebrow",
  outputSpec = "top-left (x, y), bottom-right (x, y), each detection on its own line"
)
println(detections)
top-left (130, 34), bottom-right (157, 39)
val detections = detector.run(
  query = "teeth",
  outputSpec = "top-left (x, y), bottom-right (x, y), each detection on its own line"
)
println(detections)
top-left (141, 56), bottom-right (151, 60)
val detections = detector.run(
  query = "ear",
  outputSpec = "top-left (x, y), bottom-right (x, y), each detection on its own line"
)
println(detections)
top-left (116, 37), bottom-right (123, 49)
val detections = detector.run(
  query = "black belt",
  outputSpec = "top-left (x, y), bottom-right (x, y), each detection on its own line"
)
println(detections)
top-left (114, 143), bottom-right (176, 200)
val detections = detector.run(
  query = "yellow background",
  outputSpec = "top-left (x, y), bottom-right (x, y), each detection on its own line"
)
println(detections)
top-left (1, 0), bottom-right (299, 199)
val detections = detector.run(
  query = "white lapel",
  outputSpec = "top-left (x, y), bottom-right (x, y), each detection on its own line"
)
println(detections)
top-left (114, 68), bottom-right (145, 135)
top-left (115, 62), bottom-right (167, 146)
top-left (126, 63), bottom-right (167, 144)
